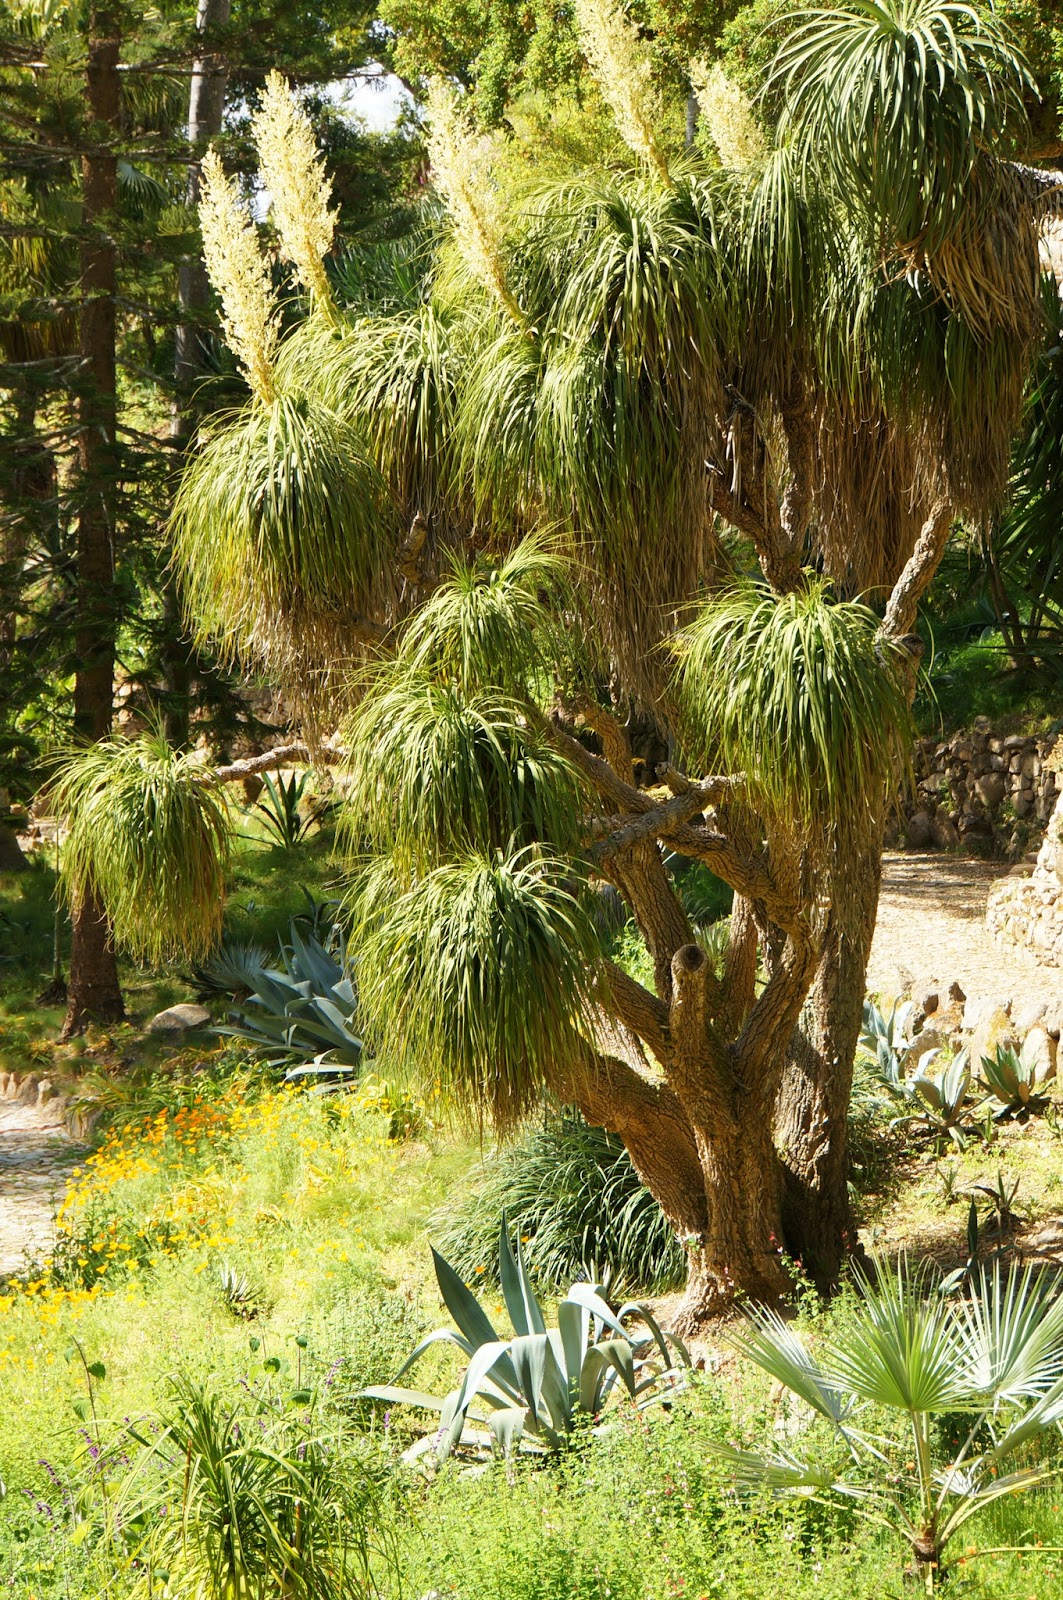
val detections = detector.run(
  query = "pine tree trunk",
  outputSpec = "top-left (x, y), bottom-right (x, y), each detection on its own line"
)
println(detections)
top-left (61, 6), bottom-right (124, 1038)
top-left (163, 0), bottom-right (231, 748)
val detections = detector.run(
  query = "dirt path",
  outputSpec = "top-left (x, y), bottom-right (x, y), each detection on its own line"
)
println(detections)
top-left (0, 1101), bottom-right (82, 1278)
top-left (867, 850), bottom-right (1062, 1012)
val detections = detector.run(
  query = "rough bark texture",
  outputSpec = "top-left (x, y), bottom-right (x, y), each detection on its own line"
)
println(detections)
top-left (64, 892), bottom-right (124, 1031)
top-left (776, 841), bottom-right (882, 1287)
top-left (62, 8), bottom-right (124, 1037)
top-left (163, 0), bottom-right (232, 748)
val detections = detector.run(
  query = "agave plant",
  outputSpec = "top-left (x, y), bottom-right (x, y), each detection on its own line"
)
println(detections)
top-left (861, 996), bottom-right (919, 1092)
top-left (359, 1218), bottom-right (690, 1458)
top-left (902, 1049), bottom-right (972, 1149)
top-left (218, 918), bottom-right (364, 1077)
top-left (979, 1037), bottom-right (1057, 1112)
top-left (254, 770), bottom-right (317, 849)
top-left (713, 1257), bottom-right (1063, 1590)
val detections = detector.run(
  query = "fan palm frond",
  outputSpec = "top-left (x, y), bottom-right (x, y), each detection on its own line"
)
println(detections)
top-left (49, 732), bottom-right (231, 965)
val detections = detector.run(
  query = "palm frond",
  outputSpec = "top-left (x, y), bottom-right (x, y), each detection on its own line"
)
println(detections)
top-left (672, 578), bottom-right (913, 849)
top-left (349, 848), bottom-right (601, 1129)
top-left (49, 732), bottom-right (232, 965)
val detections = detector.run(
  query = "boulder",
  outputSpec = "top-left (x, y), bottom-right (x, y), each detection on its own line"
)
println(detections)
top-left (147, 1003), bottom-right (212, 1035)
top-left (970, 1007), bottom-right (1020, 1074)
top-left (906, 810), bottom-right (934, 848)
top-left (974, 771), bottom-right (1006, 810)
top-left (1022, 1026), bottom-right (1058, 1086)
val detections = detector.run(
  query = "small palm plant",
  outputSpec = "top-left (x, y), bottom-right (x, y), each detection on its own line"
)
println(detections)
top-left (712, 1257), bottom-right (1063, 1591)
top-left (360, 1217), bottom-right (690, 1457)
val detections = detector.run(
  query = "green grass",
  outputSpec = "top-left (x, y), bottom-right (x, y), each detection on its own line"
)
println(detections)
top-left (0, 813), bottom-right (343, 1066)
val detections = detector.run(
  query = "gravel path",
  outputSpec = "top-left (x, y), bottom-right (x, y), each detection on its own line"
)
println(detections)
top-left (867, 850), bottom-right (1062, 1011)
top-left (0, 1101), bottom-right (82, 1278)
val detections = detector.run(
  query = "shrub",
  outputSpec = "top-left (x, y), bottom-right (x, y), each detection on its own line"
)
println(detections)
top-left (361, 1218), bottom-right (690, 1457)
top-left (711, 1256), bottom-right (1063, 1584)
top-left (432, 1107), bottom-right (686, 1295)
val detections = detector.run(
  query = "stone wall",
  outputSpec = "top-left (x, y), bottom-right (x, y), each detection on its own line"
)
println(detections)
top-left (902, 719), bottom-right (1060, 857)
top-left (986, 787), bottom-right (1063, 968)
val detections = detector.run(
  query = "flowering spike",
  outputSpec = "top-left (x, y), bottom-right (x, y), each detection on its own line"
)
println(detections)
top-left (573, 0), bottom-right (670, 184)
top-left (198, 148), bottom-right (279, 401)
top-left (251, 71), bottom-right (338, 309)
top-left (691, 62), bottom-right (767, 169)
top-left (426, 79), bottom-right (526, 327)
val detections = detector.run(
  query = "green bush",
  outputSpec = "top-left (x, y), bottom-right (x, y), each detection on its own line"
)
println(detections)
top-left (432, 1108), bottom-right (686, 1296)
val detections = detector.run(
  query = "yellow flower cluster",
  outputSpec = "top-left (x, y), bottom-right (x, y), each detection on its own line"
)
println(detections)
top-left (252, 70), bottom-right (337, 307)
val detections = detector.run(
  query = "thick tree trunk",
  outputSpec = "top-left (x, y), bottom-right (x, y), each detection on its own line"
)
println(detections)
top-left (63, 892), bottom-right (124, 1029)
top-left (775, 832), bottom-right (883, 1288)
top-left (163, 0), bottom-right (231, 748)
top-left (677, 1115), bottom-right (790, 1329)
top-left (62, 7), bottom-right (124, 1037)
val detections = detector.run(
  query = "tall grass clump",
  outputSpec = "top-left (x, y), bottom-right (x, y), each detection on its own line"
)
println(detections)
top-left (433, 1107), bottom-right (686, 1294)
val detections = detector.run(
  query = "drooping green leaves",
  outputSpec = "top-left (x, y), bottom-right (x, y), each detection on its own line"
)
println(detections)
top-left (673, 578), bottom-right (913, 849)
top-left (773, 1), bottom-right (1034, 251)
top-left (350, 849), bottom-right (600, 1128)
top-left (49, 732), bottom-right (232, 965)
top-left (171, 389), bottom-right (386, 673)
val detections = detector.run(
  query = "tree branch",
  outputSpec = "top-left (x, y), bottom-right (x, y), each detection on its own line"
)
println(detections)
top-left (601, 959), bottom-right (672, 1065)
top-left (880, 499), bottom-right (952, 640)
top-left (209, 743), bottom-right (342, 785)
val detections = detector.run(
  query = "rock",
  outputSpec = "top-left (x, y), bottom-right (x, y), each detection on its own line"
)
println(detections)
top-left (948, 981), bottom-right (967, 1006)
top-left (15, 1074), bottom-right (40, 1105)
top-left (906, 810), bottom-right (934, 848)
top-left (147, 1003), bottom-right (212, 1034)
top-left (919, 989), bottom-right (940, 1018)
top-left (974, 771), bottom-right (1007, 810)
top-left (963, 994), bottom-right (1012, 1032)
top-left (1013, 999), bottom-right (1048, 1034)
top-left (36, 1079), bottom-right (56, 1107)
top-left (1022, 1026), bottom-right (1058, 1085)
top-left (969, 1007), bottom-right (1019, 1073)
top-left (930, 816), bottom-right (960, 849)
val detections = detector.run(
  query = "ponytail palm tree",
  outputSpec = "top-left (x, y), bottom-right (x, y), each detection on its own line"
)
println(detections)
top-left (79, 6), bottom-right (1060, 1320)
